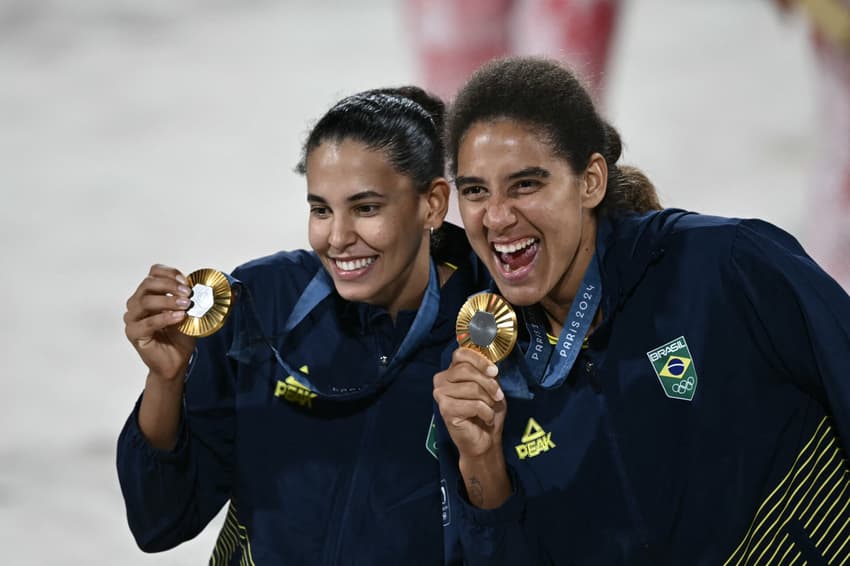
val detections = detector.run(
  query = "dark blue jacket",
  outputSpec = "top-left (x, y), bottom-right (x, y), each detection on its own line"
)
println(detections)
top-left (439, 210), bottom-right (850, 565)
top-left (117, 224), bottom-right (488, 565)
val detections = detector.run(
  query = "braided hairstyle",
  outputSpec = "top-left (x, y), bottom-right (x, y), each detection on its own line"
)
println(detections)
top-left (296, 86), bottom-right (445, 195)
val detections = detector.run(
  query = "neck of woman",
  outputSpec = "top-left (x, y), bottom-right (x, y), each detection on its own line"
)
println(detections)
top-left (385, 240), bottom-right (432, 321)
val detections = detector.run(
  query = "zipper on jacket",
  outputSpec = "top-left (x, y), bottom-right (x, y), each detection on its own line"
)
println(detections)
top-left (326, 400), bottom-right (381, 564)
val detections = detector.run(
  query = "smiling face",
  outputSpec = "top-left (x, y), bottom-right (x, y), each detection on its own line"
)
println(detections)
top-left (455, 119), bottom-right (606, 314)
top-left (306, 139), bottom-right (445, 316)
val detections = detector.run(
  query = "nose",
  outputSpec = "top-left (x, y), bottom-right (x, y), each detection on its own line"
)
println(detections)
top-left (482, 193), bottom-right (516, 232)
top-left (328, 214), bottom-right (356, 252)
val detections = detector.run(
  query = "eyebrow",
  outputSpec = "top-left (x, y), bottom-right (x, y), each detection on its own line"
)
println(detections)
top-left (307, 190), bottom-right (386, 204)
top-left (507, 166), bottom-right (550, 181)
top-left (454, 167), bottom-right (550, 187)
top-left (453, 175), bottom-right (485, 187)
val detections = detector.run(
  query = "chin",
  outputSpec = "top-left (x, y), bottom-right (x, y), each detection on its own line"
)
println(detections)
top-left (333, 281), bottom-right (372, 304)
top-left (496, 284), bottom-right (544, 307)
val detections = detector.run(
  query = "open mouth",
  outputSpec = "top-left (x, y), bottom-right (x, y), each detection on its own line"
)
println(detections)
top-left (330, 255), bottom-right (378, 279)
top-left (492, 237), bottom-right (539, 279)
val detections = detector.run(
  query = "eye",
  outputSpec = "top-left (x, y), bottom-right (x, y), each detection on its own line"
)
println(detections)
top-left (310, 205), bottom-right (330, 218)
top-left (355, 204), bottom-right (380, 216)
top-left (512, 179), bottom-right (542, 193)
top-left (459, 185), bottom-right (488, 201)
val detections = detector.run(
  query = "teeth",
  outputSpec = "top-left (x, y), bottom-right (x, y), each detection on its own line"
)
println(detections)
top-left (335, 257), bottom-right (376, 271)
top-left (493, 238), bottom-right (537, 254)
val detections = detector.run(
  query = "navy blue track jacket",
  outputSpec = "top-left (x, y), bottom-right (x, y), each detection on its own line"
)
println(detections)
top-left (117, 224), bottom-right (488, 565)
top-left (438, 210), bottom-right (850, 565)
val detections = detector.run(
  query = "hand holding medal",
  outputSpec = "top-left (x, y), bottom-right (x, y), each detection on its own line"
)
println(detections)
top-left (455, 292), bottom-right (518, 363)
top-left (434, 292), bottom-right (516, 509)
top-left (124, 264), bottom-right (233, 385)
top-left (176, 268), bottom-right (235, 337)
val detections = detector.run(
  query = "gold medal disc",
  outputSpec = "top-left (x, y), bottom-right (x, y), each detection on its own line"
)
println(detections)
top-left (456, 293), bottom-right (518, 363)
top-left (177, 268), bottom-right (233, 337)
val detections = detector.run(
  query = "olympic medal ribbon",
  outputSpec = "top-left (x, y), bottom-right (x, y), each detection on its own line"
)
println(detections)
top-left (519, 254), bottom-right (603, 389)
top-left (257, 260), bottom-right (441, 400)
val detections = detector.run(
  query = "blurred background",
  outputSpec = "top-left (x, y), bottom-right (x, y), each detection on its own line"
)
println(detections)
top-left (0, 0), bottom-right (825, 563)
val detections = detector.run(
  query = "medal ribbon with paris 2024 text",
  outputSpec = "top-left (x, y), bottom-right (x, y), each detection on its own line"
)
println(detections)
top-left (519, 253), bottom-right (602, 389)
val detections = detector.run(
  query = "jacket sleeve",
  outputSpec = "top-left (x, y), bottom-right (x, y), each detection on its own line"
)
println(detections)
top-left (116, 316), bottom-right (237, 552)
top-left (730, 219), bottom-right (850, 452)
top-left (436, 409), bottom-right (549, 565)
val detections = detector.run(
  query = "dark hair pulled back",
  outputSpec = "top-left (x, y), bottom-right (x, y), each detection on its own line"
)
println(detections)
top-left (296, 86), bottom-right (445, 194)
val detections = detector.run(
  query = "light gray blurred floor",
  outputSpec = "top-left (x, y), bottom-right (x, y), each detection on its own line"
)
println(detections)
top-left (0, 1), bottom-right (814, 563)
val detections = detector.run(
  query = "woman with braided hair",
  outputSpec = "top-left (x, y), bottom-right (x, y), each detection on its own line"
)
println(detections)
top-left (117, 86), bottom-right (489, 564)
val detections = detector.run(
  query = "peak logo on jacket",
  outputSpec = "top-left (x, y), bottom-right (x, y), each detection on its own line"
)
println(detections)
top-left (274, 365), bottom-right (317, 407)
top-left (515, 418), bottom-right (556, 460)
top-left (647, 337), bottom-right (699, 401)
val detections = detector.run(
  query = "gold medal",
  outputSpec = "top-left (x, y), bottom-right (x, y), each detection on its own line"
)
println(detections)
top-left (456, 293), bottom-right (518, 363)
top-left (177, 268), bottom-right (234, 337)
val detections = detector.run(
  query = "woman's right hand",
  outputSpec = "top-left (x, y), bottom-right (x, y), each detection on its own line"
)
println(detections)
top-left (124, 264), bottom-right (197, 382)
top-left (433, 347), bottom-right (506, 459)
top-left (434, 347), bottom-right (512, 509)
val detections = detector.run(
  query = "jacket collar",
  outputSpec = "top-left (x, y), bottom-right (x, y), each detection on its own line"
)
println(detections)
top-left (598, 208), bottom-right (694, 318)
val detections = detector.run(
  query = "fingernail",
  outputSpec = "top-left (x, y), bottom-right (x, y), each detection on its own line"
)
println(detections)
top-left (178, 285), bottom-right (191, 296)
top-left (495, 388), bottom-right (504, 401)
top-left (176, 298), bottom-right (190, 308)
top-left (171, 310), bottom-right (185, 319)
top-left (486, 365), bottom-right (498, 377)
top-left (176, 274), bottom-right (188, 285)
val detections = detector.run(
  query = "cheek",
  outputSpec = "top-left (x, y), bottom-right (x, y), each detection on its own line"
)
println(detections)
top-left (542, 220), bottom-right (581, 265)
top-left (532, 197), bottom-right (578, 237)
top-left (458, 202), bottom-right (484, 234)
top-left (307, 220), bottom-right (325, 252)
top-left (355, 218), bottom-right (403, 257)
top-left (359, 220), bottom-right (387, 245)
top-left (459, 213), bottom-right (491, 256)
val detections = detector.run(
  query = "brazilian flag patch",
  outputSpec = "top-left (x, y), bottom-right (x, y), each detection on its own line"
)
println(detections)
top-left (646, 336), bottom-right (698, 401)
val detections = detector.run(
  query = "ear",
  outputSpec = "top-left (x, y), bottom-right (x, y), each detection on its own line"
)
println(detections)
top-left (580, 152), bottom-right (607, 209)
top-left (423, 177), bottom-right (451, 230)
